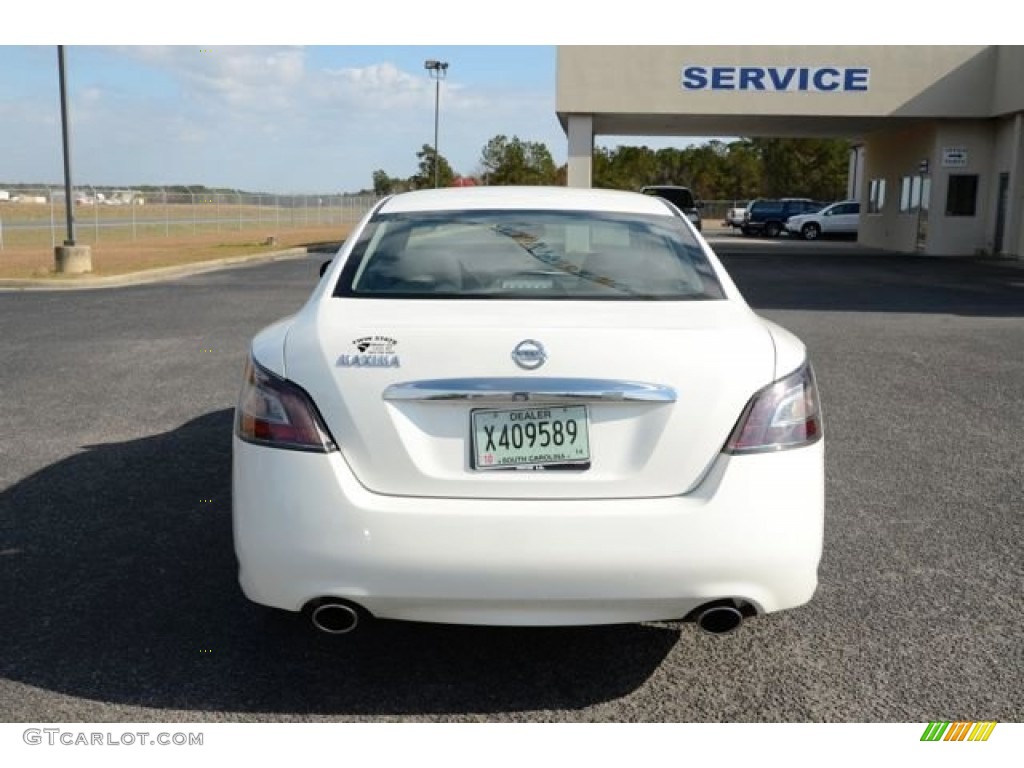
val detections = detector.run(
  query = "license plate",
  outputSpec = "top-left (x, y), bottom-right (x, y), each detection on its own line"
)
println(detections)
top-left (471, 405), bottom-right (590, 470)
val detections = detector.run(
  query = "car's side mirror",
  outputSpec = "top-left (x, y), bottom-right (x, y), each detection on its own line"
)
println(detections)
top-left (696, 201), bottom-right (705, 210)
top-left (319, 260), bottom-right (332, 278)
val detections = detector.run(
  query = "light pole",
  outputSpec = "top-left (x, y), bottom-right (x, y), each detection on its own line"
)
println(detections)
top-left (423, 59), bottom-right (448, 188)
top-left (58, 46), bottom-right (75, 246)
top-left (54, 45), bottom-right (91, 273)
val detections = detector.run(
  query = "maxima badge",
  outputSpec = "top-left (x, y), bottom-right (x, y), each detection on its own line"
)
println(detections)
top-left (511, 339), bottom-right (547, 370)
top-left (337, 336), bottom-right (400, 368)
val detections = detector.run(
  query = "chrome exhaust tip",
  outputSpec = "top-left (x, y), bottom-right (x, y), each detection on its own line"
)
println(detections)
top-left (310, 601), bottom-right (361, 635)
top-left (695, 604), bottom-right (744, 635)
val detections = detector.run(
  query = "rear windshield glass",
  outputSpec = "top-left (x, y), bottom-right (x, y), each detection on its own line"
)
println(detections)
top-left (752, 201), bottom-right (784, 215)
top-left (333, 209), bottom-right (725, 301)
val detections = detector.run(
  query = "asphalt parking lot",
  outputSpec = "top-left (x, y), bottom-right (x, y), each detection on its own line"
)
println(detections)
top-left (1, 239), bottom-right (1022, 722)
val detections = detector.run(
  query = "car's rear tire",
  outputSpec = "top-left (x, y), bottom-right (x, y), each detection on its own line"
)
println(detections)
top-left (802, 223), bottom-right (821, 241)
top-left (764, 222), bottom-right (781, 238)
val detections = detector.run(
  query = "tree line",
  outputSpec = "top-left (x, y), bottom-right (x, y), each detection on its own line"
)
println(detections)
top-left (3, 136), bottom-right (851, 201)
top-left (371, 136), bottom-right (852, 201)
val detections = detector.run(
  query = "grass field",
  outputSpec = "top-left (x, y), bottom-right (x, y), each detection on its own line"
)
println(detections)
top-left (0, 199), bottom-right (366, 279)
top-left (0, 225), bottom-right (351, 280)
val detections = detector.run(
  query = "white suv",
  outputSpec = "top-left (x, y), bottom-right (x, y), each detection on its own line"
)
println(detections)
top-left (786, 200), bottom-right (860, 240)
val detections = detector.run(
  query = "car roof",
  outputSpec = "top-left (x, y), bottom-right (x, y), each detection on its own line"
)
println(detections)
top-left (379, 186), bottom-right (673, 216)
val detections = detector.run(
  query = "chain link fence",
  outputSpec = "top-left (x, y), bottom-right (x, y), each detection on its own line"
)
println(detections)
top-left (0, 190), bottom-right (759, 253)
top-left (0, 187), bottom-right (381, 251)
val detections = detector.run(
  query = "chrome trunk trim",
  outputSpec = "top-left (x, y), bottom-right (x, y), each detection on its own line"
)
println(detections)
top-left (382, 377), bottom-right (677, 403)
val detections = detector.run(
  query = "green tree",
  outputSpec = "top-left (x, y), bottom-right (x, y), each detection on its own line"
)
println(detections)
top-left (750, 138), bottom-right (849, 200)
top-left (592, 146), bottom-right (623, 189)
top-left (609, 145), bottom-right (659, 189)
top-left (721, 140), bottom-right (763, 200)
top-left (372, 169), bottom-right (394, 196)
top-left (590, 137), bottom-right (849, 201)
top-left (480, 135), bottom-right (558, 185)
top-left (652, 147), bottom-right (690, 187)
top-left (410, 144), bottom-right (456, 189)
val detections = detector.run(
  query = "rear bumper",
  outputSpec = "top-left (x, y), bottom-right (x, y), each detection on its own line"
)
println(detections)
top-left (232, 437), bottom-right (824, 626)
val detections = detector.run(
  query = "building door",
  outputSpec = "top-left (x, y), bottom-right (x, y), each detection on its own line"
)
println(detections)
top-left (994, 172), bottom-right (1009, 255)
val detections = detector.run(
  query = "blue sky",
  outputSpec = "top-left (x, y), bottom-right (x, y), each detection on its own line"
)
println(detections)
top-left (0, 45), bottom-right (582, 192)
top-left (1, 4), bottom-right (1003, 193)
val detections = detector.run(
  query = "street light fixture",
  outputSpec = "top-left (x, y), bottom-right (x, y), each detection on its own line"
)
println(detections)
top-left (424, 59), bottom-right (449, 188)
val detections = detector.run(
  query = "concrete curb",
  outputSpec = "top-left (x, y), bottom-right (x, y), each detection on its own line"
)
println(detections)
top-left (0, 246), bottom-right (317, 292)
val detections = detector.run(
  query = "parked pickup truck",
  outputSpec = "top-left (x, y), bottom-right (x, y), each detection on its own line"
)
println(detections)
top-left (724, 204), bottom-right (749, 228)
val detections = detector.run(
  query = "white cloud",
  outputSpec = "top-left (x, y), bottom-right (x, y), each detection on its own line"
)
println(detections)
top-left (2, 46), bottom-right (567, 192)
top-left (322, 63), bottom-right (427, 109)
top-left (118, 45), bottom-right (307, 114)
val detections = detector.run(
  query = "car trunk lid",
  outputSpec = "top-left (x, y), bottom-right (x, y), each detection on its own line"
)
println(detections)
top-left (284, 299), bottom-right (773, 499)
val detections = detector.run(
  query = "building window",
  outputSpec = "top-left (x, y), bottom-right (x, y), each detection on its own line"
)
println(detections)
top-left (899, 177), bottom-right (912, 213)
top-left (945, 175), bottom-right (978, 217)
top-left (868, 178), bottom-right (886, 214)
top-left (899, 176), bottom-right (929, 214)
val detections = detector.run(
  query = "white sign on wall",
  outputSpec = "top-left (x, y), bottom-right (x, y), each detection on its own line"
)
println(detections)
top-left (942, 147), bottom-right (968, 168)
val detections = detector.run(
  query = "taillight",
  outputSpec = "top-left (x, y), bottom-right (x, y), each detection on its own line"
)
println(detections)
top-left (235, 357), bottom-right (337, 453)
top-left (724, 363), bottom-right (822, 454)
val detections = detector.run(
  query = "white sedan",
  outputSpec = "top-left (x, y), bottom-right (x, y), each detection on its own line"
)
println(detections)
top-left (232, 186), bottom-right (824, 635)
top-left (786, 200), bottom-right (860, 240)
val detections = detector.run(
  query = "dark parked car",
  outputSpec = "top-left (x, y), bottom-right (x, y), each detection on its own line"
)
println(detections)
top-left (742, 198), bottom-right (823, 238)
top-left (640, 185), bottom-right (702, 231)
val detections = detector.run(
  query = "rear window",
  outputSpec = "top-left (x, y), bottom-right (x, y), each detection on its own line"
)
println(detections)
top-left (752, 201), bottom-right (784, 215)
top-left (334, 209), bottom-right (725, 301)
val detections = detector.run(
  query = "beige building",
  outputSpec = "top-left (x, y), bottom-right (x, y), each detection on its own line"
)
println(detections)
top-left (557, 46), bottom-right (1024, 258)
